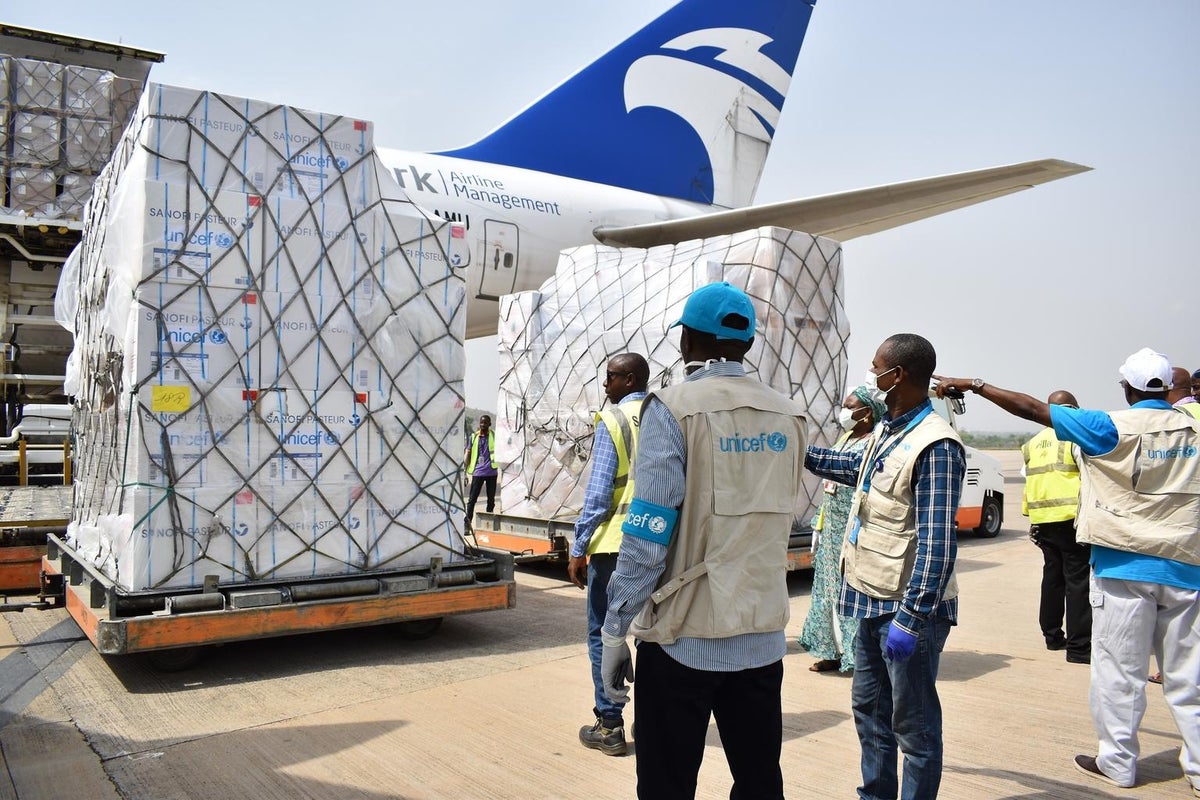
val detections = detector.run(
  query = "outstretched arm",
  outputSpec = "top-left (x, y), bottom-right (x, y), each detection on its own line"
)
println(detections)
top-left (933, 376), bottom-right (1051, 427)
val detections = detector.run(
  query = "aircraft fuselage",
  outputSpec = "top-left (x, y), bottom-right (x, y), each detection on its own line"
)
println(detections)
top-left (376, 149), bottom-right (714, 337)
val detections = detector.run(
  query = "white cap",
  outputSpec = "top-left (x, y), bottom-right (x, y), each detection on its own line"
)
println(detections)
top-left (1118, 347), bottom-right (1172, 392)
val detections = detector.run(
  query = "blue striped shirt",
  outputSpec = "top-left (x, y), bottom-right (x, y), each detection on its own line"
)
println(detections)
top-left (804, 399), bottom-right (964, 636)
top-left (572, 392), bottom-right (646, 558)
top-left (602, 362), bottom-right (786, 671)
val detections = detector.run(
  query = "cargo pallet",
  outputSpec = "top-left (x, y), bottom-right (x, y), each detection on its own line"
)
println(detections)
top-left (15, 533), bottom-right (514, 670)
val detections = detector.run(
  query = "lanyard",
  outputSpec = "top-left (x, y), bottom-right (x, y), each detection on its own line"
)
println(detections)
top-left (860, 404), bottom-right (933, 494)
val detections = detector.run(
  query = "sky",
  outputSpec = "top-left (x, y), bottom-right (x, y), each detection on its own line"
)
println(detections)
top-left (8, 1), bottom-right (1198, 432)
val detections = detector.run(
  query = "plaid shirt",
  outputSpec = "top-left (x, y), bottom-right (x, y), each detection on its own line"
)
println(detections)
top-left (804, 399), bottom-right (965, 635)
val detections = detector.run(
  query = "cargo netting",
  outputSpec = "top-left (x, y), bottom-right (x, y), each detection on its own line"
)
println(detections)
top-left (495, 229), bottom-right (849, 525)
top-left (60, 84), bottom-right (469, 592)
top-left (0, 54), bottom-right (144, 219)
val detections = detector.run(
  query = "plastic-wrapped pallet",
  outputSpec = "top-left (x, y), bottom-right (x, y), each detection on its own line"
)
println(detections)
top-left (63, 82), bottom-right (469, 592)
top-left (0, 52), bottom-right (146, 218)
top-left (495, 228), bottom-right (848, 525)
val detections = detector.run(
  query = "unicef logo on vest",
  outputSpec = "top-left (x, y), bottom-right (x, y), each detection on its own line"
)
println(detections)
top-left (719, 431), bottom-right (789, 453)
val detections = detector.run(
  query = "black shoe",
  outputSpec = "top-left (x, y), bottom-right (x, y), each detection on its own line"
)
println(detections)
top-left (579, 718), bottom-right (627, 756)
top-left (1045, 637), bottom-right (1067, 651)
top-left (1066, 652), bottom-right (1090, 664)
top-left (1073, 754), bottom-right (1129, 788)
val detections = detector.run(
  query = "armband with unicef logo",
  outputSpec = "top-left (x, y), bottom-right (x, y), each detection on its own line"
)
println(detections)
top-left (621, 498), bottom-right (679, 546)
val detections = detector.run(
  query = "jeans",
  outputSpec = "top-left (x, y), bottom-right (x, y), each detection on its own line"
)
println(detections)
top-left (852, 613), bottom-right (952, 800)
top-left (634, 641), bottom-right (784, 800)
top-left (586, 552), bottom-right (624, 726)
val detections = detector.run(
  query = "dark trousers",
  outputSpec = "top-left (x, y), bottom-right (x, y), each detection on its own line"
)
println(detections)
top-left (633, 641), bottom-right (784, 800)
top-left (1034, 519), bottom-right (1092, 658)
top-left (465, 475), bottom-right (496, 522)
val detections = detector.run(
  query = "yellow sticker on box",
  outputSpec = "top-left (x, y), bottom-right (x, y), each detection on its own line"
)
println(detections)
top-left (151, 385), bottom-right (191, 412)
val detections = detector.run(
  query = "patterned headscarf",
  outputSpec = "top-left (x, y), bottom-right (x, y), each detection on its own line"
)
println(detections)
top-left (850, 385), bottom-right (887, 425)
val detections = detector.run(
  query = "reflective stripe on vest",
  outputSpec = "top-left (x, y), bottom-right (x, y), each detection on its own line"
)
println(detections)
top-left (588, 400), bottom-right (641, 555)
top-left (467, 430), bottom-right (497, 473)
top-left (1021, 429), bottom-right (1080, 524)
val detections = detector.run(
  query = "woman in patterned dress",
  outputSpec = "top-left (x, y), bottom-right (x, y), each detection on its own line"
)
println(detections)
top-left (799, 386), bottom-right (884, 672)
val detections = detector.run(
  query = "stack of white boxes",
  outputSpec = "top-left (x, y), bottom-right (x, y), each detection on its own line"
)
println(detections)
top-left (495, 228), bottom-right (847, 525)
top-left (66, 83), bottom-right (467, 592)
top-left (0, 53), bottom-right (142, 218)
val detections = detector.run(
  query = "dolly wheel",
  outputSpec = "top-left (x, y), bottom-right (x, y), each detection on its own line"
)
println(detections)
top-left (146, 646), bottom-right (204, 672)
top-left (395, 617), bottom-right (444, 641)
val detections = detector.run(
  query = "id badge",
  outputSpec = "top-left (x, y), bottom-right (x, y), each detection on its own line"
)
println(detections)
top-left (849, 516), bottom-right (861, 545)
top-left (822, 479), bottom-right (838, 496)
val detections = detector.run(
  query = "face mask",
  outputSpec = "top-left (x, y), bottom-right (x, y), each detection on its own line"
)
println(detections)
top-left (837, 407), bottom-right (865, 431)
top-left (863, 365), bottom-right (899, 402)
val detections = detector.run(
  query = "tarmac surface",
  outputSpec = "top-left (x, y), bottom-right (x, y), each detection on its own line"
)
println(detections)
top-left (0, 449), bottom-right (1193, 799)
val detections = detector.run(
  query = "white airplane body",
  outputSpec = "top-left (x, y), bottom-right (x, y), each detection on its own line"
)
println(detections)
top-left (373, 0), bottom-right (1089, 339)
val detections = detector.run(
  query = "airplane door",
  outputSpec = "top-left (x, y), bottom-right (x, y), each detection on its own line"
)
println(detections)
top-left (477, 220), bottom-right (519, 299)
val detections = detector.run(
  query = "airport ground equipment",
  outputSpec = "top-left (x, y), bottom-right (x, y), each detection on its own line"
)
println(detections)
top-left (29, 533), bottom-right (513, 669)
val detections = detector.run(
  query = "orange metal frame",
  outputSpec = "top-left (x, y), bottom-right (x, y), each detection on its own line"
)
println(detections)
top-left (0, 545), bottom-right (46, 591)
top-left (472, 529), bottom-right (559, 558)
top-left (44, 558), bottom-right (515, 655)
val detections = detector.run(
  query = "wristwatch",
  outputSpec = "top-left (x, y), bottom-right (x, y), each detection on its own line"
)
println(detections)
top-left (971, 378), bottom-right (985, 393)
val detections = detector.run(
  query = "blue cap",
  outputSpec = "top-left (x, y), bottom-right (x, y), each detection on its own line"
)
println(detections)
top-left (670, 282), bottom-right (756, 342)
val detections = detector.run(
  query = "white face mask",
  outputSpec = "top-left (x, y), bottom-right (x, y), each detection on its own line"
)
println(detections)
top-left (863, 365), bottom-right (899, 403)
top-left (837, 407), bottom-right (866, 431)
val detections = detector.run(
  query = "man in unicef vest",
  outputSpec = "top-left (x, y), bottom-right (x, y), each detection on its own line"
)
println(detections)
top-left (599, 281), bottom-right (807, 799)
top-left (936, 347), bottom-right (1200, 795)
top-left (570, 352), bottom-right (649, 757)
top-left (1021, 390), bottom-right (1091, 664)
top-left (807, 333), bottom-right (966, 800)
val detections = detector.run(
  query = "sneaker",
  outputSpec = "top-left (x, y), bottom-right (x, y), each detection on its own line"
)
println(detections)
top-left (579, 718), bottom-right (627, 756)
top-left (1073, 754), bottom-right (1130, 788)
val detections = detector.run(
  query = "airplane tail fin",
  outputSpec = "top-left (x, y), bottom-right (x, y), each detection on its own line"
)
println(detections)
top-left (436, 0), bottom-right (816, 209)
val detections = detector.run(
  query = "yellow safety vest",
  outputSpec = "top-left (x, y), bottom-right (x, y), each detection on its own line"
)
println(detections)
top-left (1180, 402), bottom-right (1200, 420)
top-left (1020, 427), bottom-right (1080, 524)
top-left (587, 398), bottom-right (641, 555)
top-left (466, 430), bottom-right (497, 473)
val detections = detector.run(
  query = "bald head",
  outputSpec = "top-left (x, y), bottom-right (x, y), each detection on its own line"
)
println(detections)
top-left (1047, 390), bottom-right (1078, 408)
top-left (1167, 367), bottom-right (1194, 404)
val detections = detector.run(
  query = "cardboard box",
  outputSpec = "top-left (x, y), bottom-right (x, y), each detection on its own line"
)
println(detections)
top-left (126, 285), bottom-right (262, 388)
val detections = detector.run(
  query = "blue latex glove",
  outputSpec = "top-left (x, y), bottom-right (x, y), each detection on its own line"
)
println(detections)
top-left (885, 622), bottom-right (918, 662)
top-left (601, 634), bottom-right (634, 704)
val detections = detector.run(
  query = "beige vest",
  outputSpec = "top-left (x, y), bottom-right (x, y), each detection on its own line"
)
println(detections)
top-left (841, 410), bottom-right (963, 601)
top-left (628, 376), bottom-right (807, 645)
top-left (1075, 407), bottom-right (1200, 565)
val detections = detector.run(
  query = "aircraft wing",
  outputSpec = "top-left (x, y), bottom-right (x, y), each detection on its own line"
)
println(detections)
top-left (592, 159), bottom-right (1091, 247)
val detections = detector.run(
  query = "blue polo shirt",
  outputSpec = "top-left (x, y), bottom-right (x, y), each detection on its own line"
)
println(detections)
top-left (1050, 399), bottom-right (1200, 590)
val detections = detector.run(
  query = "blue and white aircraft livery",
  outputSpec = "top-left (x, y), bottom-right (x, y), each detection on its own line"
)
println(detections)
top-left (375, 0), bottom-right (1089, 338)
